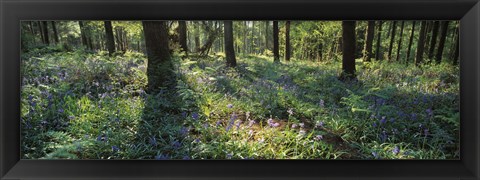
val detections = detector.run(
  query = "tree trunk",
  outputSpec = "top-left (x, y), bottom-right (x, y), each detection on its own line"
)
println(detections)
top-left (453, 28), bottom-right (459, 65)
top-left (340, 21), bottom-right (356, 80)
top-left (37, 21), bottom-right (45, 44)
top-left (285, 21), bottom-right (291, 61)
top-left (104, 21), bottom-right (115, 56)
top-left (363, 21), bottom-right (375, 62)
top-left (194, 22), bottom-right (201, 52)
top-left (265, 21), bottom-right (269, 51)
top-left (41, 21), bottom-right (50, 45)
top-left (415, 21), bottom-right (427, 66)
top-left (428, 21), bottom-right (440, 59)
top-left (178, 21), bottom-right (188, 54)
top-left (375, 21), bottom-right (383, 60)
top-left (79, 21), bottom-right (88, 49)
top-left (406, 21), bottom-right (416, 63)
top-left (273, 21), bottom-right (280, 62)
top-left (224, 21), bottom-right (237, 68)
top-left (435, 21), bottom-right (450, 64)
top-left (142, 21), bottom-right (173, 93)
top-left (396, 21), bottom-right (405, 62)
top-left (51, 21), bottom-right (59, 44)
top-left (387, 21), bottom-right (397, 60)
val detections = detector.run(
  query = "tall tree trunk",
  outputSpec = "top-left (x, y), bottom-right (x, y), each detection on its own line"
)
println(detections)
top-left (194, 22), bottom-right (201, 52)
top-left (428, 21), bottom-right (440, 59)
top-left (224, 21), bottom-right (237, 67)
top-left (406, 21), bottom-right (416, 63)
top-left (273, 21), bottom-right (280, 62)
top-left (453, 28), bottom-right (459, 65)
top-left (375, 21), bottom-right (383, 60)
top-left (51, 21), bottom-right (59, 44)
top-left (142, 21), bottom-right (173, 93)
top-left (41, 21), bottom-right (50, 45)
top-left (363, 21), bottom-right (375, 62)
top-left (265, 21), bottom-right (269, 51)
top-left (79, 21), bottom-right (88, 49)
top-left (435, 21), bottom-right (450, 64)
top-left (104, 21), bottom-right (115, 56)
top-left (415, 21), bottom-right (427, 66)
top-left (396, 21), bottom-right (405, 62)
top-left (387, 21), bottom-right (397, 60)
top-left (285, 21), bottom-right (291, 61)
top-left (340, 21), bottom-right (356, 80)
top-left (178, 21), bottom-right (188, 54)
top-left (37, 21), bottom-right (45, 44)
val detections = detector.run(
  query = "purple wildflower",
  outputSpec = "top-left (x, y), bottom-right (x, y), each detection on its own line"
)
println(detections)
top-left (373, 122), bottom-right (377, 127)
top-left (426, 108), bottom-right (433, 117)
top-left (380, 116), bottom-right (387, 124)
top-left (183, 156), bottom-right (191, 160)
top-left (194, 138), bottom-right (201, 143)
top-left (68, 115), bottom-right (75, 120)
top-left (248, 120), bottom-right (255, 127)
top-left (372, 152), bottom-right (379, 159)
top-left (171, 141), bottom-right (182, 149)
top-left (226, 153), bottom-right (233, 159)
top-left (314, 135), bottom-right (323, 141)
top-left (392, 146), bottom-right (400, 155)
top-left (112, 145), bottom-right (120, 152)
top-left (149, 136), bottom-right (158, 146)
top-left (227, 104), bottom-right (233, 109)
top-left (291, 123), bottom-right (298, 129)
top-left (58, 108), bottom-right (64, 113)
top-left (155, 154), bottom-right (169, 160)
top-left (192, 112), bottom-right (199, 120)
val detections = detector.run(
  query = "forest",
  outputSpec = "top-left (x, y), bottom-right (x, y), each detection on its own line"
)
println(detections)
top-left (20, 20), bottom-right (459, 159)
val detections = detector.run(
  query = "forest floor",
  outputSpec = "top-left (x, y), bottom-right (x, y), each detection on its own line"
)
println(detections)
top-left (21, 47), bottom-right (460, 159)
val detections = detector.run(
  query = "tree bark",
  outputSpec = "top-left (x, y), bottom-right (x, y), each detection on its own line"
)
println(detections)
top-left (224, 21), bottom-right (237, 68)
top-left (104, 21), bottom-right (115, 56)
top-left (396, 21), bottom-right (405, 62)
top-left (428, 21), bottom-right (440, 59)
top-left (41, 21), bottom-right (50, 45)
top-left (51, 21), bottom-right (59, 44)
top-left (178, 21), bottom-right (188, 54)
top-left (406, 21), bottom-right (416, 63)
top-left (265, 21), bottom-right (269, 51)
top-left (435, 21), bottom-right (450, 64)
top-left (363, 21), bottom-right (375, 62)
top-left (273, 21), bottom-right (280, 62)
top-left (142, 21), bottom-right (173, 93)
top-left (340, 21), bottom-right (356, 80)
top-left (415, 21), bottom-right (427, 66)
top-left (285, 21), bottom-right (291, 61)
top-left (387, 21), bottom-right (397, 60)
top-left (375, 21), bottom-right (383, 60)
top-left (79, 21), bottom-right (89, 49)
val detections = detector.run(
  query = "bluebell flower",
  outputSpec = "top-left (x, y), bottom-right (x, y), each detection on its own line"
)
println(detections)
top-left (248, 120), bottom-right (255, 127)
top-left (392, 146), bottom-right (400, 155)
top-left (194, 138), bottom-right (201, 143)
top-left (183, 156), bottom-right (191, 160)
top-left (389, 118), bottom-right (395, 123)
top-left (314, 135), bottom-right (323, 141)
top-left (380, 116), bottom-right (387, 124)
top-left (192, 112), bottom-right (199, 120)
top-left (372, 152), bottom-right (379, 159)
top-left (411, 113), bottom-right (417, 121)
top-left (380, 131), bottom-right (387, 142)
top-left (68, 115), bottom-right (75, 120)
top-left (112, 145), bottom-right (120, 152)
top-left (227, 104), bottom-right (233, 109)
top-left (96, 134), bottom-right (107, 142)
top-left (291, 123), bottom-right (298, 129)
top-left (372, 122), bottom-right (377, 127)
top-left (299, 123), bottom-right (305, 128)
top-left (203, 123), bottom-right (209, 128)
top-left (181, 111), bottom-right (187, 118)
top-left (58, 108), bottom-right (64, 113)
top-left (180, 126), bottom-right (189, 136)
top-left (216, 120), bottom-right (222, 127)
top-left (426, 108), bottom-right (433, 117)
top-left (226, 153), bottom-right (233, 159)
top-left (299, 130), bottom-right (306, 136)
top-left (155, 154), bottom-right (169, 160)
top-left (149, 136), bottom-right (158, 146)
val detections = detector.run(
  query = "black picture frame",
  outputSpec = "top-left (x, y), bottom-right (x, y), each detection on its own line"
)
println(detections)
top-left (1, 0), bottom-right (479, 179)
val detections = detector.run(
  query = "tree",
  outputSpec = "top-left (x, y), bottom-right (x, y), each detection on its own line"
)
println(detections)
top-left (51, 21), bottom-right (59, 44)
top-left (395, 21), bottom-right (405, 62)
top-left (387, 21), bottom-right (397, 60)
top-left (406, 21), bottom-right (416, 63)
top-left (265, 21), bottom-right (269, 51)
top-left (224, 21), bottom-right (237, 67)
top-left (79, 21), bottom-right (89, 49)
top-left (435, 21), bottom-right (450, 64)
top-left (177, 21), bottom-right (188, 54)
top-left (104, 21), bottom-right (115, 56)
top-left (285, 21), bottom-right (291, 61)
top-left (273, 21), bottom-right (280, 62)
top-left (415, 21), bottom-right (427, 66)
top-left (340, 21), bottom-right (356, 80)
top-left (363, 21), bottom-right (375, 62)
top-left (453, 28), bottom-right (459, 65)
top-left (428, 21), bottom-right (440, 59)
top-left (41, 21), bottom-right (50, 45)
top-left (375, 21), bottom-right (383, 60)
top-left (142, 21), bottom-right (173, 93)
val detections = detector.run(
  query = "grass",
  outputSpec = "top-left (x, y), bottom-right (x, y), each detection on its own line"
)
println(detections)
top-left (21, 47), bottom-right (460, 159)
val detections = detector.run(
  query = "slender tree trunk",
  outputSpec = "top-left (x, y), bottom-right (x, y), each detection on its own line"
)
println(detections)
top-left (142, 21), bottom-right (173, 93)
top-left (387, 21), bottom-right (397, 60)
top-left (104, 21), bottom-right (115, 56)
top-left (273, 21), bottom-right (280, 62)
top-left (428, 21), bottom-right (440, 59)
top-left (265, 21), bottom-right (269, 51)
top-left (396, 21), bottom-right (405, 62)
top-left (41, 21), bottom-right (50, 45)
top-left (79, 21), bottom-right (89, 49)
top-left (375, 21), bottom-right (383, 60)
top-left (194, 22), bottom-right (201, 52)
top-left (224, 21), bottom-right (237, 67)
top-left (415, 21), bottom-right (427, 66)
top-left (178, 21), bottom-right (188, 54)
top-left (453, 28), bottom-right (459, 65)
top-left (285, 21), bottom-right (291, 61)
top-left (37, 21), bottom-right (45, 44)
top-left (363, 21), bottom-right (375, 62)
top-left (340, 21), bottom-right (356, 80)
top-left (406, 21), bottom-right (416, 63)
top-left (51, 21), bottom-right (59, 44)
top-left (435, 21), bottom-right (450, 64)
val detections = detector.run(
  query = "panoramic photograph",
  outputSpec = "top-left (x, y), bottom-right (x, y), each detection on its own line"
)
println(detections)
top-left (20, 20), bottom-right (459, 160)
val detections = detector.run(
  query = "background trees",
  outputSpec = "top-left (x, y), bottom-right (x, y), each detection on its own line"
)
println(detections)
top-left (224, 21), bottom-right (236, 67)
top-left (340, 21), bottom-right (356, 80)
